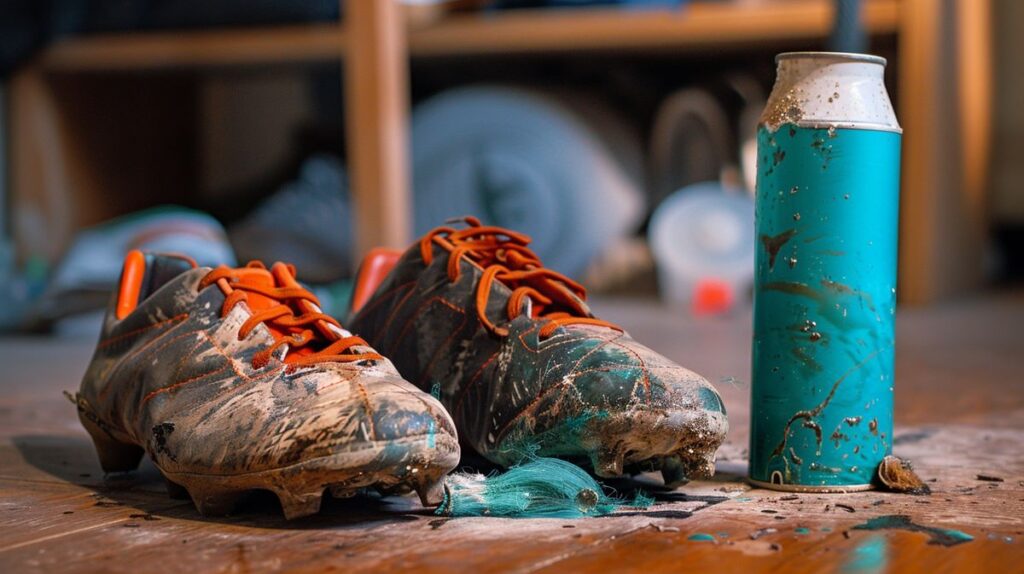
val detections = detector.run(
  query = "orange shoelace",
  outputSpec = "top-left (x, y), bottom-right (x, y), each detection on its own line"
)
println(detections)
top-left (198, 261), bottom-right (381, 369)
top-left (420, 217), bottom-right (621, 339)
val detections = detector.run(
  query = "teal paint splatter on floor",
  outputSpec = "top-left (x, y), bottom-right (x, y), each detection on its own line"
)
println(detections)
top-left (852, 515), bottom-right (974, 547)
top-left (843, 535), bottom-right (888, 573)
top-left (795, 527), bottom-right (811, 535)
top-left (688, 533), bottom-right (716, 542)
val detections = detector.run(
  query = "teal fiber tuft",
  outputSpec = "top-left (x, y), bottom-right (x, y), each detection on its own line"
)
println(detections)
top-left (437, 457), bottom-right (618, 519)
top-left (631, 491), bottom-right (656, 508)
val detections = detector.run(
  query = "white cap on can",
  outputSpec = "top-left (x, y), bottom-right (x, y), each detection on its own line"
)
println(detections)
top-left (760, 52), bottom-right (901, 134)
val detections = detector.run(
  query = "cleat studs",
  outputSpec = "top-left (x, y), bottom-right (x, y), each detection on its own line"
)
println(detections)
top-left (660, 455), bottom-right (690, 488)
top-left (414, 477), bottom-right (446, 507)
top-left (191, 490), bottom-right (244, 517)
top-left (276, 490), bottom-right (324, 520)
top-left (80, 414), bottom-right (144, 473)
top-left (164, 477), bottom-right (190, 500)
top-left (591, 449), bottom-right (625, 478)
top-left (328, 484), bottom-right (358, 499)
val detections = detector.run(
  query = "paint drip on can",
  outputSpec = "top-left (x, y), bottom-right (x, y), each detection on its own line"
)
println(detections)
top-left (749, 52), bottom-right (901, 491)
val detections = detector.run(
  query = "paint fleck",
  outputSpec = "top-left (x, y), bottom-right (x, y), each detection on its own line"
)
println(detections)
top-left (760, 229), bottom-right (797, 270)
top-left (795, 527), bottom-right (811, 535)
top-left (843, 535), bottom-right (888, 573)
top-left (688, 533), bottom-right (716, 542)
top-left (152, 422), bottom-right (177, 462)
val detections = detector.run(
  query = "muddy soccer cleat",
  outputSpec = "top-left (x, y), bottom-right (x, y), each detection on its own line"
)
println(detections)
top-left (71, 251), bottom-right (459, 519)
top-left (347, 218), bottom-right (728, 485)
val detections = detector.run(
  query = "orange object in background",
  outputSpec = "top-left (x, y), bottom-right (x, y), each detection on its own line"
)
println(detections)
top-left (691, 278), bottom-right (734, 316)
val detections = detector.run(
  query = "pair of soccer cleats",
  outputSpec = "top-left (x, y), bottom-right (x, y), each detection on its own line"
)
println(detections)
top-left (73, 218), bottom-right (727, 519)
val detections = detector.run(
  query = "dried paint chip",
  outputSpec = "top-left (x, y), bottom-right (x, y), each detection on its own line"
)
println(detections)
top-left (750, 527), bottom-right (778, 540)
top-left (876, 455), bottom-right (931, 495)
top-left (975, 474), bottom-right (1004, 482)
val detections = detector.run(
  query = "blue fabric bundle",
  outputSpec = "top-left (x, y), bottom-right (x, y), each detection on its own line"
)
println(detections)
top-left (411, 86), bottom-right (645, 279)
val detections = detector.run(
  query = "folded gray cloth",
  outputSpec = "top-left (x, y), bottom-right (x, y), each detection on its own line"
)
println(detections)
top-left (411, 86), bottom-right (644, 278)
top-left (229, 154), bottom-right (353, 283)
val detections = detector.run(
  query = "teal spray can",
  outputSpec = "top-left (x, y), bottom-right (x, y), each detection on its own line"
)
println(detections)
top-left (749, 53), bottom-right (901, 491)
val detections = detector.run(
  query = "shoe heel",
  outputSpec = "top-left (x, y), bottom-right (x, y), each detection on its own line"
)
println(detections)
top-left (79, 412), bottom-right (144, 473)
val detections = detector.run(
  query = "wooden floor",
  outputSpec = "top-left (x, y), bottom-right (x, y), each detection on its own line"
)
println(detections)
top-left (1, 293), bottom-right (1022, 573)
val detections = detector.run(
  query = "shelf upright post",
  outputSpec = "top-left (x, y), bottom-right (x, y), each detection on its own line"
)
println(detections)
top-left (344, 0), bottom-right (413, 258)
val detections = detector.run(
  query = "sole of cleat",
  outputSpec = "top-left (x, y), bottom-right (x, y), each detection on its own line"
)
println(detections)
top-left (504, 407), bottom-right (727, 484)
top-left (159, 432), bottom-right (459, 519)
top-left (590, 447), bottom-right (626, 478)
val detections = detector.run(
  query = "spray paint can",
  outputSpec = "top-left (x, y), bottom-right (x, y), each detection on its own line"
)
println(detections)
top-left (749, 52), bottom-right (901, 491)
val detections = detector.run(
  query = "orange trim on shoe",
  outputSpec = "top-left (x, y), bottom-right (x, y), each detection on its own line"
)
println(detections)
top-left (116, 250), bottom-right (147, 320)
top-left (351, 248), bottom-right (401, 314)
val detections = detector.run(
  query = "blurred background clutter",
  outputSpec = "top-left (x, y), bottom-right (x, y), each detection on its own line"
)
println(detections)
top-left (0, 0), bottom-right (1013, 334)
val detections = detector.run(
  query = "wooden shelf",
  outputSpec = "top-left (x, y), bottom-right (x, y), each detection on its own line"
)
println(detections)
top-left (38, 0), bottom-right (900, 72)
top-left (409, 0), bottom-right (900, 57)
top-left (19, 0), bottom-right (992, 303)
top-left (40, 24), bottom-right (348, 71)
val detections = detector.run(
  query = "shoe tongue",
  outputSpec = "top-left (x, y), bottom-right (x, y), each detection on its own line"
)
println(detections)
top-left (232, 263), bottom-right (339, 361)
top-left (269, 262), bottom-right (347, 344)
top-left (231, 267), bottom-right (279, 313)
